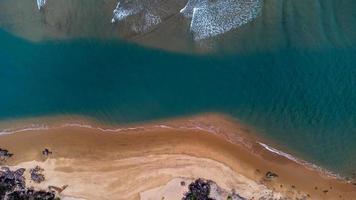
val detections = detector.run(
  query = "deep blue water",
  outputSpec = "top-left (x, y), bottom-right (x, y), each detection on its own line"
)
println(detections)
top-left (1, 29), bottom-right (355, 178)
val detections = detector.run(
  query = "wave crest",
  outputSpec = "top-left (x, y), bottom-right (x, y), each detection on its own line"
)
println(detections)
top-left (111, 1), bottom-right (144, 23)
top-left (182, 0), bottom-right (263, 40)
top-left (111, 0), bottom-right (164, 33)
top-left (36, 0), bottom-right (46, 10)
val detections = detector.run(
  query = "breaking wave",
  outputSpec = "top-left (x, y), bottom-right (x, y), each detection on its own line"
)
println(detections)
top-left (111, 1), bottom-right (143, 23)
top-left (258, 142), bottom-right (343, 180)
top-left (181, 0), bottom-right (263, 40)
top-left (180, 0), bottom-right (208, 18)
top-left (111, 0), bottom-right (263, 38)
top-left (36, 0), bottom-right (46, 10)
top-left (131, 12), bottom-right (161, 33)
top-left (111, 0), bottom-right (163, 33)
top-left (37, 0), bottom-right (262, 40)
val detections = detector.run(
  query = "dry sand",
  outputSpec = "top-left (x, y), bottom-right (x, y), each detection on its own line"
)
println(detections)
top-left (0, 114), bottom-right (355, 200)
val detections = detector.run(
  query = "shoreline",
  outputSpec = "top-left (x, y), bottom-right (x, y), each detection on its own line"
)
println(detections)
top-left (0, 114), bottom-right (346, 181)
top-left (1, 114), bottom-right (355, 199)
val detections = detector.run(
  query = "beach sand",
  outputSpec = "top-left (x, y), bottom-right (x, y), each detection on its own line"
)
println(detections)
top-left (0, 114), bottom-right (355, 200)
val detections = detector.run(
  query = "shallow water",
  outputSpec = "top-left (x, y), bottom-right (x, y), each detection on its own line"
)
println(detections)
top-left (0, 0), bottom-right (356, 178)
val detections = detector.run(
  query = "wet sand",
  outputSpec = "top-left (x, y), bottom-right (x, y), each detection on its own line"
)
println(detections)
top-left (0, 114), bottom-right (355, 199)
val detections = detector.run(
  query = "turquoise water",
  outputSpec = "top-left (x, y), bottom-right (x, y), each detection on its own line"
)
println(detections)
top-left (1, 0), bottom-right (356, 179)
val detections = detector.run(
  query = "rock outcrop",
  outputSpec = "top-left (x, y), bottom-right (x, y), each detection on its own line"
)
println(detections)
top-left (0, 148), bottom-right (13, 163)
top-left (0, 167), bottom-right (57, 200)
top-left (30, 166), bottom-right (46, 183)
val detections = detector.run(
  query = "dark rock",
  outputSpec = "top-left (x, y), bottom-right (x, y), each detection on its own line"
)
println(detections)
top-left (14, 168), bottom-right (26, 176)
top-left (1, 167), bottom-right (58, 200)
top-left (31, 173), bottom-right (45, 184)
top-left (49, 185), bottom-right (68, 194)
top-left (323, 190), bottom-right (329, 194)
top-left (33, 190), bottom-right (56, 200)
top-left (183, 178), bottom-right (214, 200)
top-left (0, 148), bottom-right (13, 157)
top-left (265, 171), bottom-right (278, 179)
top-left (0, 148), bottom-right (13, 163)
top-left (0, 167), bottom-right (26, 199)
top-left (30, 166), bottom-right (45, 183)
top-left (230, 192), bottom-right (246, 200)
top-left (42, 148), bottom-right (53, 156)
top-left (180, 181), bottom-right (186, 186)
top-left (1, 167), bottom-right (10, 171)
top-left (0, 167), bottom-right (26, 190)
top-left (7, 189), bottom-right (56, 200)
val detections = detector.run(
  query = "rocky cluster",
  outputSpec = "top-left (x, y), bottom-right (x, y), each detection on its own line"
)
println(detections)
top-left (183, 178), bottom-right (246, 200)
top-left (0, 167), bottom-right (57, 200)
top-left (0, 148), bottom-right (13, 164)
top-left (0, 148), bottom-right (60, 200)
top-left (183, 178), bottom-right (214, 200)
top-left (30, 166), bottom-right (46, 184)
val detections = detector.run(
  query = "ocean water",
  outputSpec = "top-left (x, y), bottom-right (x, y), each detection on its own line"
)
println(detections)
top-left (1, 0), bottom-right (356, 179)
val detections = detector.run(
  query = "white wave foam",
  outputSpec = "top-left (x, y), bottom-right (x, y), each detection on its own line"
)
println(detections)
top-left (36, 0), bottom-right (46, 10)
top-left (0, 124), bottom-right (49, 135)
top-left (111, 2), bottom-right (143, 23)
top-left (111, 0), bottom-right (163, 33)
top-left (143, 12), bottom-right (161, 31)
top-left (258, 142), bottom-right (342, 180)
top-left (258, 142), bottom-right (299, 163)
top-left (180, 0), bottom-right (208, 18)
top-left (153, 125), bottom-right (173, 129)
top-left (182, 0), bottom-right (263, 40)
top-left (131, 12), bottom-right (161, 33)
top-left (60, 122), bottom-right (144, 133)
top-left (0, 122), bottom-right (143, 135)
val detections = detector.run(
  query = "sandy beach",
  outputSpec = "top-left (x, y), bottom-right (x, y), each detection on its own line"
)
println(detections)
top-left (0, 114), bottom-right (355, 200)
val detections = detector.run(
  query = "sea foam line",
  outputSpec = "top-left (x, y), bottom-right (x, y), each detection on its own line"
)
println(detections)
top-left (258, 142), bottom-right (343, 180)
top-left (258, 142), bottom-right (299, 163)
top-left (0, 122), bottom-right (145, 135)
